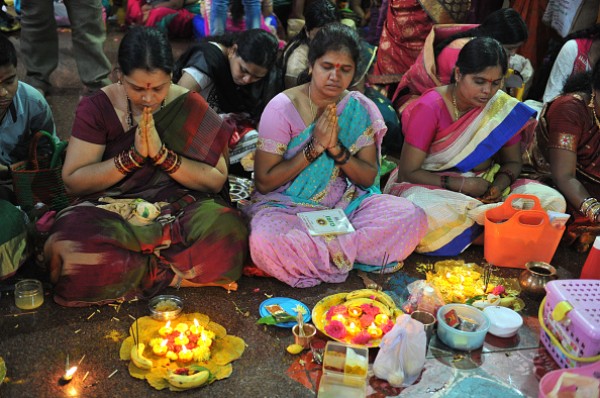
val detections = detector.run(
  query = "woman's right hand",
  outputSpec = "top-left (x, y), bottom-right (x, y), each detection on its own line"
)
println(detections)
top-left (134, 108), bottom-right (150, 158)
top-left (461, 176), bottom-right (490, 198)
top-left (313, 103), bottom-right (337, 151)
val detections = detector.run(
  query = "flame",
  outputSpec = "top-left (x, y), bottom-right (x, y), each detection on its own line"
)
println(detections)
top-left (64, 366), bottom-right (78, 379)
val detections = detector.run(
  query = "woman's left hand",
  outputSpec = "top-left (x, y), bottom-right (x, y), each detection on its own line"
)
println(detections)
top-left (481, 185), bottom-right (503, 203)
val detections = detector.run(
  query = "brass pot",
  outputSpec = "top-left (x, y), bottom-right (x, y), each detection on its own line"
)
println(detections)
top-left (519, 261), bottom-right (558, 298)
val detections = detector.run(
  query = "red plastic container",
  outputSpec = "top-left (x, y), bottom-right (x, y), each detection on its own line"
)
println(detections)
top-left (580, 236), bottom-right (600, 279)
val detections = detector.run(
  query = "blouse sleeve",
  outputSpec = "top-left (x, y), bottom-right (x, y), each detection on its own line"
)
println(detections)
top-left (543, 40), bottom-right (578, 103)
top-left (71, 94), bottom-right (116, 145)
top-left (544, 96), bottom-right (587, 152)
top-left (256, 94), bottom-right (297, 156)
top-left (402, 94), bottom-right (443, 152)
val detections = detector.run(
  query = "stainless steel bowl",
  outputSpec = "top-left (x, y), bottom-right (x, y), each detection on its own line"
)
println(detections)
top-left (148, 295), bottom-right (183, 321)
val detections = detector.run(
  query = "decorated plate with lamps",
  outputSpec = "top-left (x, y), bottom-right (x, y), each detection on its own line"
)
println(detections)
top-left (311, 289), bottom-right (402, 347)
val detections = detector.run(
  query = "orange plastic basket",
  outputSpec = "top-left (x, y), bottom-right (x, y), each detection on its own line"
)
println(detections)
top-left (484, 194), bottom-right (565, 269)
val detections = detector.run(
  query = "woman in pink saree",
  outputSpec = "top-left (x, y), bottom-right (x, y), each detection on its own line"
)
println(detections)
top-left (384, 37), bottom-right (565, 255)
top-left (392, 8), bottom-right (528, 111)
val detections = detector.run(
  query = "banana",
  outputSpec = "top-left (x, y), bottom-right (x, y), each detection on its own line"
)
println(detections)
top-left (482, 163), bottom-right (501, 182)
top-left (130, 343), bottom-right (153, 370)
top-left (167, 369), bottom-right (210, 389)
top-left (344, 289), bottom-right (379, 301)
top-left (370, 290), bottom-right (397, 310)
top-left (345, 289), bottom-right (398, 312)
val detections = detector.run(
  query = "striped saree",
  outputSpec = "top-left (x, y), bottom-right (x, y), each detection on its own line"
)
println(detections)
top-left (384, 90), bottom-right (566, 255)
top-left (45, 91), bottom-right (248, 307)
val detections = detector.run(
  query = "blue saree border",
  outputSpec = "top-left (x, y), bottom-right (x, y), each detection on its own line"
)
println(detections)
top-left (454, 101), bottom-right (536, 172)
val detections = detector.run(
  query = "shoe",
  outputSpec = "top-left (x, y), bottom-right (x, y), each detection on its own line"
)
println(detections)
top-left (0, 11), bottom-right (20, 33)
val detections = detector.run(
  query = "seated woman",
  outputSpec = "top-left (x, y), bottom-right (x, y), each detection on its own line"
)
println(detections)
top-left (281, 0), bottom-right (338, 89)
top-left (531, 64), bottom-right (600, 252)
top-left (175, 28), bottom-right (279, 123)
top-left (126, 0), bottom-right (201, 38)
top-left (392, 7), bottom-right (530, 111)
top-left (243, 23), bottom-right (427, 288)
top-left (542, 25), bottom-right (600, 103)
top-left (0, 34), bottom-right (56, 279)
top-left (383, 37), bottom-right (566, 256)
top-left (44, 27), bottom-right (248, 306)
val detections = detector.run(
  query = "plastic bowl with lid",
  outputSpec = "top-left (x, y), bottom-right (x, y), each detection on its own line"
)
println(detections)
top-left (483, 306), bottom-right (523, 338)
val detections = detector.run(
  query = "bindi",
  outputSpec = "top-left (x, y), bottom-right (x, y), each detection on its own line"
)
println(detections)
top-left (334, 63), bottom-right (341, 70)
top-left (146, 83), bottom-right (151, 89)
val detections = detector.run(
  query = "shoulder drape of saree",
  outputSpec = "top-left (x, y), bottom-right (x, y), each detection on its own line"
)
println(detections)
top-left (393, 23), bottom-right (477, 106)
top-left (423, 91), bottom-right (536, 172)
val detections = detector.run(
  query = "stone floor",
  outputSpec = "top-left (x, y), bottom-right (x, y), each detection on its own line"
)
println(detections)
top-left (0, 24), bottom-right (592, 398)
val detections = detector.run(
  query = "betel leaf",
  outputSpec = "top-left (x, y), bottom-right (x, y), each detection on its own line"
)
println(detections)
top-left (256, 314), bottom-right (296, 325)
top-left (256, 315), bottom-right (277, 325)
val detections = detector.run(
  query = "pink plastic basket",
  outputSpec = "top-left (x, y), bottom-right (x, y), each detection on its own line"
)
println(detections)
top-left (539, 280), bottom-right (600, 368)
top-left (538, 361), bottom-right (600, 398)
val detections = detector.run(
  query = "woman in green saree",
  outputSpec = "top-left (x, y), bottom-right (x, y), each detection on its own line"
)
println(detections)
top-left (44, 27), bottom-right (248, 307)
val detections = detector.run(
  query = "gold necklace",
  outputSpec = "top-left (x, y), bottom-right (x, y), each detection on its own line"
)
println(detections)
top-left (451, 85), bottom-right (461, 120)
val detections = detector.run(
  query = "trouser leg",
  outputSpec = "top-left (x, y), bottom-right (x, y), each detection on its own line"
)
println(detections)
top-left (64, 0), bottom-right (112, 89)
top-left (20, 0), bottom-right (58, 91)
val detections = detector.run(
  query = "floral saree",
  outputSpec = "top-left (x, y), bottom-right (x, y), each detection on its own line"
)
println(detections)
top-left (45, 91), bottom-right (248, 306)
top-left (384, 90), bottom-right (566, 255)
top-left (244, 91), bottom-right (426, 287)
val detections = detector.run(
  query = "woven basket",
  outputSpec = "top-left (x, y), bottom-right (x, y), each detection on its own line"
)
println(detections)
top-left (10, 131), bottom-right (71, 212)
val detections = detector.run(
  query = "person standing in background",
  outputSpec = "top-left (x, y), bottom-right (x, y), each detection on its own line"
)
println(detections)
top-left (210, 0), bottom-right (262, 35)
top-left (20, 0), bottom-right (112, 96)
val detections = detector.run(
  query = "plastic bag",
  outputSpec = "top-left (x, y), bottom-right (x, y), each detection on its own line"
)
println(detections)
top-left (372, 314), bottom-right (426, 387)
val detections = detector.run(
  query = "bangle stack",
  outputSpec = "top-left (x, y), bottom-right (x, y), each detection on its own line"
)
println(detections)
top-left (114, 147), bottom-right (145, 175)
top-left (303, 137), bottom-right (324, 163)
top-left (331, 143), bottom-right (351, 165)
top-left (151, 143), bottom-right (182, 174)
top-left (580, 197), bottom-right (600, 223)
top-left (496, 169), bottom-right (516, 185)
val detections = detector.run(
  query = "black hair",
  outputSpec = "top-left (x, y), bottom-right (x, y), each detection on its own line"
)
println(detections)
top-left (453, 36), bottom-right (508, 79)
top-left (0, 35), bottom-right (17, 68)
top-left (561, 71), bottom-right (592, 94)
top-left (205, 29), bottom-right (279, 70)
top-left (118, 26), bottom-right (173, 75)
top-left (307, 22), bottom-right (361, 72)
top-left (434, 8), bottom-right (528, 59)
top-left (281, 0), bottom-right (338, 86)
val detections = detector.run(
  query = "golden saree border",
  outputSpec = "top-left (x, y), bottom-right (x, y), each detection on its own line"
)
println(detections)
top-left (418, 0), bottom-right (471, 24)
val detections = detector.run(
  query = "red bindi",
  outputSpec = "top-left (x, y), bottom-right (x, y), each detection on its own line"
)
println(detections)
top-left (334, 63), bottom-right (341, 70)
top-left (146, 83), bottom-right (151, 89)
